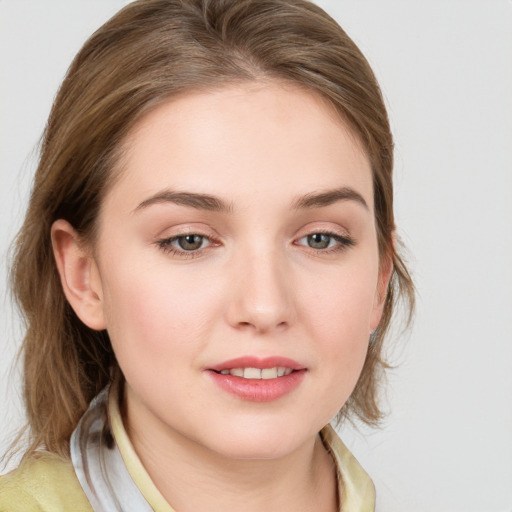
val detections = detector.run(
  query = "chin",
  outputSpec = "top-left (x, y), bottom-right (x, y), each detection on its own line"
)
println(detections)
top-left (212, 436), bottom-right (300, 461)
top-left (198, 416), bottom-right (318, 461)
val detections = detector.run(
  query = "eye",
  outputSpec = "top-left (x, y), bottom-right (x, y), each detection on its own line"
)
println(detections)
top-left (157, 234), bottom-right (212, 255)
top-left (305, 233), bottom-right (334, 249)
top-left (296, 232), bottom-right (354, 252)
top-left (175, 234), bottom-right (207, 251)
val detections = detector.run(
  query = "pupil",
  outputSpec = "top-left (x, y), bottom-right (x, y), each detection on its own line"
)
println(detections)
top-left (179, 235), bottom-right (203, 250)
top-left (308, 233), bottom-right (330, 249)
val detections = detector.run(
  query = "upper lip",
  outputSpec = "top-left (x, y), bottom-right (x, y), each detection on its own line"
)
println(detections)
top-left (208, 356), bottom-right (305, 372)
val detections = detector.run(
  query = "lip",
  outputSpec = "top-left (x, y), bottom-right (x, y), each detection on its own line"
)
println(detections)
top-left (208, 356), bottom-right (305, 372)
top-left (206, 356), bottom-right (307, 402)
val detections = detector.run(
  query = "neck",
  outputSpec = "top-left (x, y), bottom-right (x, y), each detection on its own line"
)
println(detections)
top-left (123, 398), bottom-right (338, 512)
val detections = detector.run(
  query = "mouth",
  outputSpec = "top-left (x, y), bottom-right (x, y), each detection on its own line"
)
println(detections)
top-left (207, 356), bottom-right (306, 402)
top-left (214, 367), bottom-right (294, 379)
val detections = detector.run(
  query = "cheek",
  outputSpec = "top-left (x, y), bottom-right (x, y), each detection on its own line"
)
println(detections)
top-left (301, 259), bottom-right (379, 338)
top-left (99, 260), bottom-right (222, 379)
top-left (299, 259), bottom-right (379, 385)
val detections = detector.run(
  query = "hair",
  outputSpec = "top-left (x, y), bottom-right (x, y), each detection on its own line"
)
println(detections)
top-left (9, 0), bottom-right (414, 459)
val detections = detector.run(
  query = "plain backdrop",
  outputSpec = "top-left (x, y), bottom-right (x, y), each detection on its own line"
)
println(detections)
top-left (1, 1), bottom-right (511, 511)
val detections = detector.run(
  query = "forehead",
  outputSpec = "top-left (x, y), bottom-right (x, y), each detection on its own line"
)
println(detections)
top-left (106, 81), bottom-right (373, 215)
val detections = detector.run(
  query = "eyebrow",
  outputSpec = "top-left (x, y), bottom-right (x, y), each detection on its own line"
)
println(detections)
top-left (134, 190), bottom-right (232, 213)
top-left (292, 187), bottom-right (369, 211)
top-left (134, 186), bottom-right (368, 214)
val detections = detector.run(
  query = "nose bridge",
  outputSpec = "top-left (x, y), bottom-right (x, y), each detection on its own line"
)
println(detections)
top-left (227, 238), bottom-right (293, 333)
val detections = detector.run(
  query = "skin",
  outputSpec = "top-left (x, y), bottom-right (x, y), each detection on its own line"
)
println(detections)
top-left (53, 81), bottom-right (391, 512)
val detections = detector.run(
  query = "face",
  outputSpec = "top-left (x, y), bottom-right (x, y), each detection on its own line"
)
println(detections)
top-left (82, 82), bottom-right (387, 459)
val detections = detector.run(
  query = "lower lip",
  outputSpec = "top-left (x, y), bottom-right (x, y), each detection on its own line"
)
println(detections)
top-left (208, 370), bottom-right (306, 402)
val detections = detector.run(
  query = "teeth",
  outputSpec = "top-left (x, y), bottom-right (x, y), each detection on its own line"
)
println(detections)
top-left (218, 366), bottom-right (294, 379)
top-left (261, 368), bottom-right (278, 379)
top-left (243, 367), bottom-right (261, 379)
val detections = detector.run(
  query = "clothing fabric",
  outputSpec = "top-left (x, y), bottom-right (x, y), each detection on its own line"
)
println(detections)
top-left (0, 382), bottom-right (375, 511)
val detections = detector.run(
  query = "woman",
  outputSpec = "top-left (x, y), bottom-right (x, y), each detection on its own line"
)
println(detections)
top-left (0, 0), bottom-right (413, 510)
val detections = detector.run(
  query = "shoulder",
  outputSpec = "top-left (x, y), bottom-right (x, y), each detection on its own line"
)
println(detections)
top-left (0, 452), bottom-right (92, 512)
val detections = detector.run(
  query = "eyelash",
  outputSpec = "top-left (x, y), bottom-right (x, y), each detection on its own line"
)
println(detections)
top-left (156, 230), bottom-right (355, 258)
top-left (295, 231), bottom-right (355, 254)
top-left (157, 234), bottom-right (217, 259)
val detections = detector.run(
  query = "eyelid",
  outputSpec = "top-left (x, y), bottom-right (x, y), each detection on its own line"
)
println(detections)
top-left (294, 227), bottom-right (355, 253)
top-left (155, 225), bottom-right (221, 258)
top-left (154, 224), bottom-right (355, 258)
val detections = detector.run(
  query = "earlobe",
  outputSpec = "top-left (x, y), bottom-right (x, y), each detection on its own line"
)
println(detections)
top-left (51, 219), bottom-right (107, 331)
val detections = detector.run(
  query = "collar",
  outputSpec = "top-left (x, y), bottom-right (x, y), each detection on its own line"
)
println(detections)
top-left (71, 381), bottom-right (375, 511)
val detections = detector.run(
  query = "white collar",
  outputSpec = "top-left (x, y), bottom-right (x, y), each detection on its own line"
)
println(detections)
top-left (71, 381), bottom-right (375, 512)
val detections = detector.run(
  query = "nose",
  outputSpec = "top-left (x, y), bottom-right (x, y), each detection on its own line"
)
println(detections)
top-left (225, 245), bottom-right (295, 334)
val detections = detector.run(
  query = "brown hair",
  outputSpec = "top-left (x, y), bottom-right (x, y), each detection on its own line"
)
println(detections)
top-left (10, 0), bottom-right (414, 459)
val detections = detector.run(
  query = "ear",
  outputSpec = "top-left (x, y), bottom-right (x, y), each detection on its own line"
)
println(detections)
top-left (369, 242), bottom-right (394, 332)
top-left (51, 219), bottom-right (107, 330)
